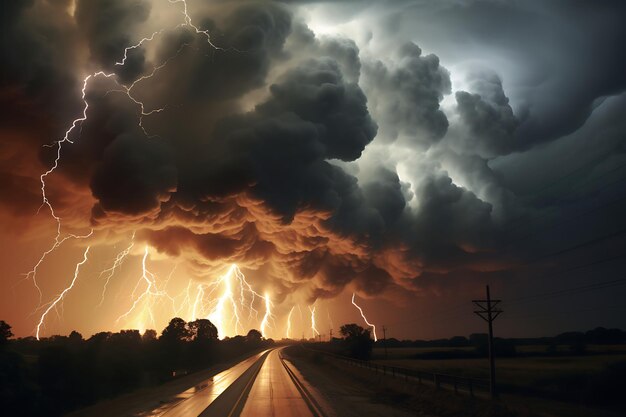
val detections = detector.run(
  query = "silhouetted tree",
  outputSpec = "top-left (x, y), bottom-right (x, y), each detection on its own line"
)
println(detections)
top-left (187, 319), bottom-right (219, 369)
top-left (68, 330), bottom-right (83, 342)
top-left (0, 318), bottom-right (280, 416)
top-left (0, 320), bottom-right (13, 346)
top-left (246, 329), bottom-right (262, 342)
top-left (340, 323), bottom-right (369, 339)
top-left (188, 319), bottom-right (218, 341)
top-left (161, 318), bottom-right (190, 342)
top-left (340, 323), bottom-right (373, 360)
top-left (142, 329), bottom-right (157, 342)
top-left (159, 318), bottom-right (190, 372)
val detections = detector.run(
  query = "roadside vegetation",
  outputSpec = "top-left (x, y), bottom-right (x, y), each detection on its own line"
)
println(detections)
top-left (307, 324), bottom-right (626, 416)
top-left (0, 318), bottom-right (273, 417)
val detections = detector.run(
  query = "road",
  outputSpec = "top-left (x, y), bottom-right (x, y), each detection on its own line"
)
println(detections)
top-left (239, 348), bottom-right (321, 417)
top-left (156, 349), bottom-right (271, 417)
top-left (162, 347), bottom-right (324, 417)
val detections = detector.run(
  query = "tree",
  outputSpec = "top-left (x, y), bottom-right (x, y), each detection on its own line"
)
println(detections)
top-left (0, 320), bottom-right (13, 345)
top-left (159, 318), bottom-right (190, 372)
top-left (188, 319), bottom-right (218, 341)
top-left (161, 318), bottom-right (190, 342)
top-left (68, 330), bottom-right (83, 342)
top-left (340, 323), bottom-right (373, 360)
top-left (246, 329), bottom-right (262, 342)
top-left (340, 323), bottom-right (370, 339)
top-left (142, 329), bottom-right (157, 342)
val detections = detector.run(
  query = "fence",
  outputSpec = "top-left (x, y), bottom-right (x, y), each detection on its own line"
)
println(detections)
top-left (307, 347), bottom-right (490, 397)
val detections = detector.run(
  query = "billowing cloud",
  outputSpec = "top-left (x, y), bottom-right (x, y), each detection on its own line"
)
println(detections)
top-left (2, 0), bottom-right (626, 338)
top-left (362, 42), bottom-right (451, 147)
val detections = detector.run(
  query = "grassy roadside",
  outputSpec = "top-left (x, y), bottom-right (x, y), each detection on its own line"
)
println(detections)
top-left (289, 346), bottom-right (624, 417)
top-left (286, 345), bottom-right (517, 417)
top-left (372, 346), bottom-right (626, 410)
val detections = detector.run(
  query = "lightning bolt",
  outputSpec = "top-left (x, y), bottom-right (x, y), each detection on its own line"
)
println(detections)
top-left (207, 265), bottom-right (241, 338)
top-left (168, 0), bottom-right (225, 50)
top-left (285, 305), bottom-right (295, 339)
top-left (232, 265), bottom-right (261, 321)
top-left (326, 304), bottom-right (334, 332)
top-left (309, 305), bottom-right (320, 338)
top-left (259, 292), bottom-right (273, 338)
top-left (116, 246), bottom-right (168, 330)
top-left (97, 232), bottom-right (136, 307)
top-left (26, 0), bottom-right (228, 335)
top-left (35, 246), bottom-right (90, 340)
top-left (351, 293), bottom-right (378, 342)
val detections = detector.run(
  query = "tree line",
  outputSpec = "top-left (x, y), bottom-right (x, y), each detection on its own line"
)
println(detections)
top-left (0, 318), bottom-right (272, 417)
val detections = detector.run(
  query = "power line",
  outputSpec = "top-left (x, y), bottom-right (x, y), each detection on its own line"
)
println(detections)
top-left (386, 255), bottom-right (626, 329)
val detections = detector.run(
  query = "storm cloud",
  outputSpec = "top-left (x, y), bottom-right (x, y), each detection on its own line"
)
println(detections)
top-left (2, 0), bottom-right (626, 335)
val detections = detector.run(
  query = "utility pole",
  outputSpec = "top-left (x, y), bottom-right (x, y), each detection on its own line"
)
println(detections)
top-left (382, 325), bottom-right (388, 359)
top-left (329, 328), bottom-right (333, 341)
top-left (472, 285), bottom-right (502, 399)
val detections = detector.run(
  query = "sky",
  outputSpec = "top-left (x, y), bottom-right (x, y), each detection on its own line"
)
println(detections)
top-left (1, 0), bottom-right (626, 341)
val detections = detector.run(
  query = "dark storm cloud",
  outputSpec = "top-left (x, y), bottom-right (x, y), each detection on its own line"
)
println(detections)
top-left (361, 167), bottom-right (406, 230)
top-left (261, 58), bottom-right (376, 161)
top-left (181, 57), bottom-right (377, 228)
top-left (362, 42), bottom-right (451, 146)
top-left (0, 0), bottom-right (506, 300)
top-left (90, 133), bottom-right (176, 215)
top-left (5, 0), bottom-right (625, 310)
top-left (373, 0), bottom-right (626, 147)
top-left (75, 0), bottom-right (151, 74)
top-left (287, 22), bottom-right (362, 82)
top-left (396, 174), bottom-right (497, 267)
top-left (1, 0), bottom-right (82, 124)
top-left (453, 70), bottom-right (519, 158)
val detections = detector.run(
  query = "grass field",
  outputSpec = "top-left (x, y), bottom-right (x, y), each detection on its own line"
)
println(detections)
top-left (372, 344), bottom-right (626, 359)
top-left (372, 346), bottom-right (626, 405)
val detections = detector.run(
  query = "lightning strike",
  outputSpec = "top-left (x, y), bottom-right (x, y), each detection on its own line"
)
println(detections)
top-left (97, 233), bottom-right (136, 307)
top-left (259, 292), bottom-right (273, 338)
top-left (326, 304), bottom-right (334, 331)
top-left (116, 29), bottom-right (165, 66)
top-left (309, 305), bottom-right (320, 338)
top-left (27, 0), bottom-right (227, 335)
top-left (116, 246), bottom-right (167, 328)
top-left (207, 265), bottom-right (241, 338)
top-left (285, 305), bottom-right (295, 339)
top-left (351, 293), bottom-right (378, 341)
top-left (168, 0), bottom-right (225, 50)
top-left (35, 247), bottom-right (91, 340)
